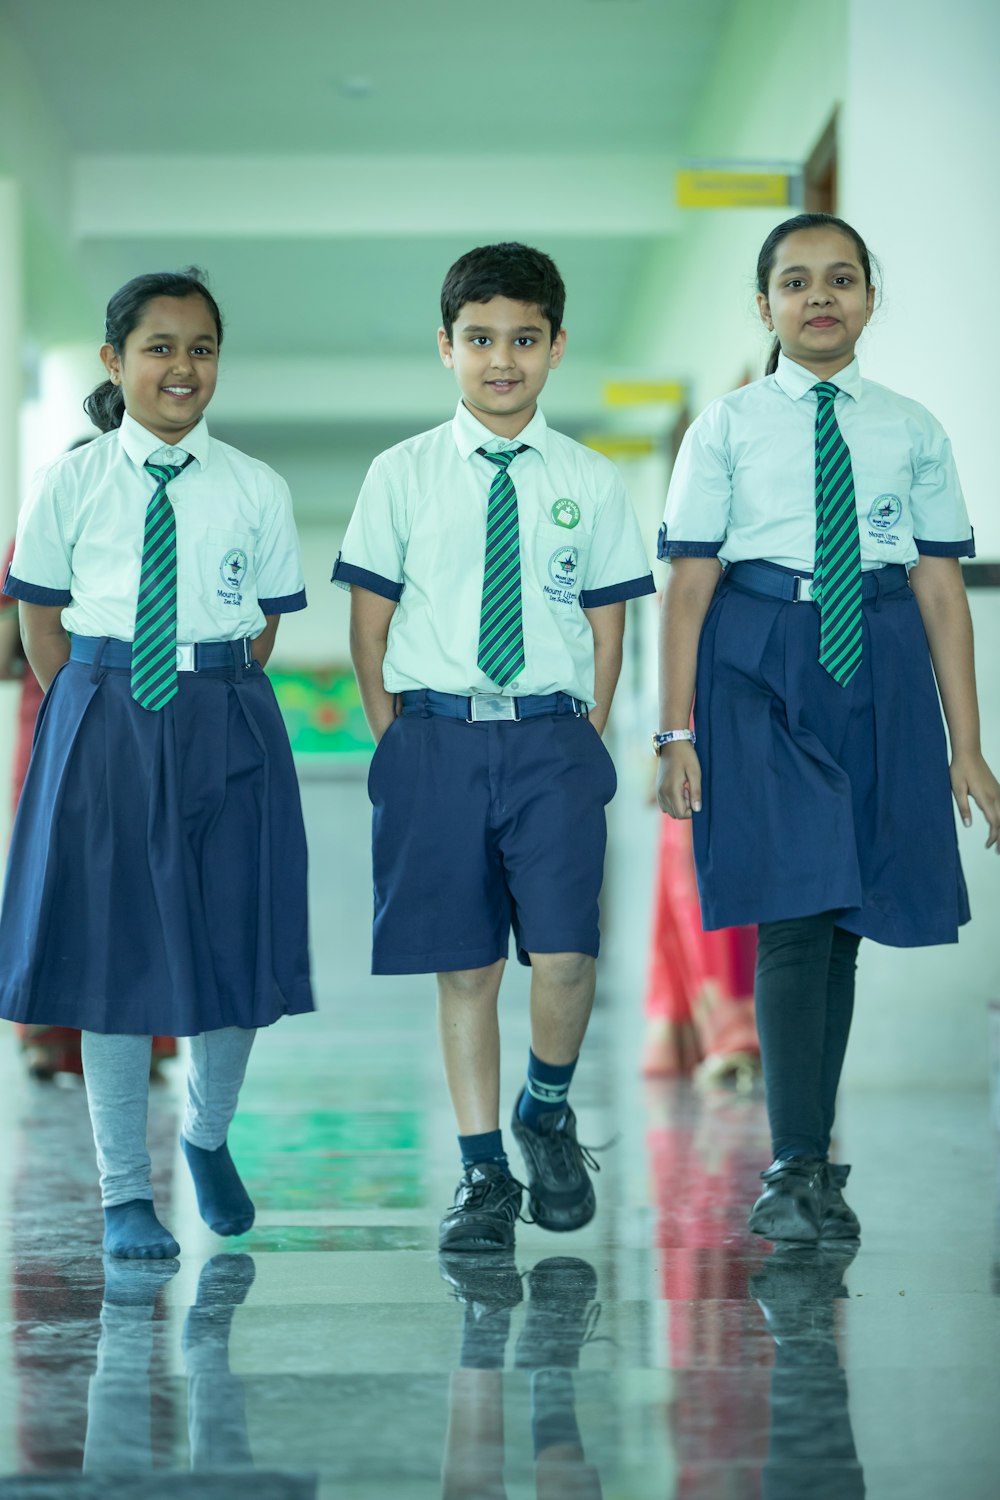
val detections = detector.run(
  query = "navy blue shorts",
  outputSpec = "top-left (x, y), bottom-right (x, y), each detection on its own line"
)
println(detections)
top-left (367, 707), bottom-right (618, 974)
top-left (692, 564), bottom-right (969, 947)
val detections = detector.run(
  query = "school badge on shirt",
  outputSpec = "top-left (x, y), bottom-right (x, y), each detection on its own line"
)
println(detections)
top-left (219, 547), bottom-right (248, 605)
top-left (866, 494), bottom-right (902, 548)
top-left (545, 545), bottom-right (580, 606)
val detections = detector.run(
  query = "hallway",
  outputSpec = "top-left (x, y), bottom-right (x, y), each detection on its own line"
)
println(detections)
top-left (0, 774), bottom-right (997, 1498)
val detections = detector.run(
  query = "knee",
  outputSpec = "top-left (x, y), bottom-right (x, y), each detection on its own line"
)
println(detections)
top-left (530, 951), bottom-right (595, 991)
top-left (437, 962), bottom-right (504, 1005)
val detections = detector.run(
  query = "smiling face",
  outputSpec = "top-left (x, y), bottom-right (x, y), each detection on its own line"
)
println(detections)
top-left (438, 296), bottom-right (566, 438)
top-left (100, 293), bottom-right (219, 443)
top-left (757, 227), bottom-right (875, 379)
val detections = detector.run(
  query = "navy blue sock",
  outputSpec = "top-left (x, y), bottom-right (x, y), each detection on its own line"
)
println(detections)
top-left (517, 1051), bottom-right (578, 1129)
top-left (180, 1137), bottom-right (255, 1237)
top-left (458, 1130), bottom-right (509, 1171)
top-left (103, 1199), bottom-right (180, 1260)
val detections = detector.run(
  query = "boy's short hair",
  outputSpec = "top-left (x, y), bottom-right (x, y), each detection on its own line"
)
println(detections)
top-left (441, 243), bottom-right (566, 342)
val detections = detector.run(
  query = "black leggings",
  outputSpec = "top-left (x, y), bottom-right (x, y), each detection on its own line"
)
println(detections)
top-left (754, 913), bottom-right (862, 1160)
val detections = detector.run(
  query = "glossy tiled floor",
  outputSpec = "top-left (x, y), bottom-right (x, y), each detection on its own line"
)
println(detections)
top-left (1, 774), bottom-right (998, 1498)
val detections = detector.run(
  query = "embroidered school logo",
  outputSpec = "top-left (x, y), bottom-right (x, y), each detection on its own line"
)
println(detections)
top-left (551, 498), bottom-right (581, 529)
top-left (220, 548), bottom-right (248, 588)
top-left (867, 494), bottom-right (902, 530)
top-left (548, 546), bottom-right (580, 590)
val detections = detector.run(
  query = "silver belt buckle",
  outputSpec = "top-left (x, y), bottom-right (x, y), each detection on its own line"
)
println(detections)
top-left (792, 576), bottom-right (814, 603)
top-left (469, 695), bottom-right (519, 722)
top-left (175, 643), bottom-right (196, 671)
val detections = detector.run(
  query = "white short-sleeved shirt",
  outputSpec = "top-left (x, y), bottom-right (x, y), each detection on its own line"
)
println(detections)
top-left (332, 402), bottom-right (655, 705)
top-left (7, 413), bottom-right (307, 640)
top-left (659, 354), bottom-right (975, 571)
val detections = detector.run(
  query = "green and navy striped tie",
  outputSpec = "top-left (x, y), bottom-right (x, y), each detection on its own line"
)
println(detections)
top-left (131, 454), bottom-right (193, 711)
top-left (811, 382), bottom-right (862, 686)
top-left (477, 444), bottom-right (528, 688)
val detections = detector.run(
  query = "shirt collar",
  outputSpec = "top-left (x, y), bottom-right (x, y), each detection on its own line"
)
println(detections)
top-left (118, 411), bottom-right (211, 470)
top-left (774, 353), bottom-right (862, 403)
top-left (451, 400), bottom-right (549, 463)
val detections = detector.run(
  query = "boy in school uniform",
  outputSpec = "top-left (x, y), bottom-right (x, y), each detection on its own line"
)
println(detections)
top-left (333, 242), bottom-right (654, 1253)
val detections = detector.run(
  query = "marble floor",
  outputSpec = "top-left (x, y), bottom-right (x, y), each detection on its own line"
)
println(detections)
top-left (0, 773), bottom-right (998, 1499)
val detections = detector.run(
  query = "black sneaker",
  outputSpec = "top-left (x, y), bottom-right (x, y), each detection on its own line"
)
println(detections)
top-left (438, 1160), bottom-right (524, 1253)
top-left (748, 1157), bottom-right (825, 1242)
top-left (514, 1256), bottom-right (600, 1370)
top-left (510, 1089), bottom-right (598, 1233)
top-left (820, 1162), bottom-right (861, 1239)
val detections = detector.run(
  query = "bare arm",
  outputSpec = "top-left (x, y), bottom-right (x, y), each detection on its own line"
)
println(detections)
top-left (583, 600), bottom-right (625, 736)
top-left (0, 604), bottom-right (21, 681)
top-left (349, 586), bottom-right (398, 742)
top-left (909, 555), bottom-right (1000, 849)
top-left (19, 603), bottom-right (69, 692)
top-left (655, 557), bottom-right (722, 819)
top-left (251, 615), bottom-right (281, 667)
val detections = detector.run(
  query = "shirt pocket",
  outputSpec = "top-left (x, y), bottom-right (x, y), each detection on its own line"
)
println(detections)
top-left (526, 517), bottom-right (593, 609)
top-left (204, 527), bottom-right (257, 609)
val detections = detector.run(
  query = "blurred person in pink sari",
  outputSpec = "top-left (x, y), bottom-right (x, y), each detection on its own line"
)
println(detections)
top-left (643, 811), bottom-right (759, 1087)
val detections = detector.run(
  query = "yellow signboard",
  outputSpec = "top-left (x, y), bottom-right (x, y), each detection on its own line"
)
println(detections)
top-left (603, 381), bottom-right (685, 408)
top-left (583, 434), bottom-right (658, 459)
top-left (676, 169), bottom-right (794, 209)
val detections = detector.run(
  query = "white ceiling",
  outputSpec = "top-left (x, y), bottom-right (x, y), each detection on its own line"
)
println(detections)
top-left (6, 0), bottom-right (736, 477)
top-left (6, 0), bottom-right (734, 156)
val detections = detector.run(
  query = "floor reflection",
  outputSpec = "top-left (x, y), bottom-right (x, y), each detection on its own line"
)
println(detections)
top-left (751, 1245), bottom-right (865, 1500)
top-left (439, 1253), bottom-right (603, 1500)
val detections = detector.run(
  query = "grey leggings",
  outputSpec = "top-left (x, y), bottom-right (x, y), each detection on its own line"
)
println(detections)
top-left (81, 1028), bottom-right (256, 1207)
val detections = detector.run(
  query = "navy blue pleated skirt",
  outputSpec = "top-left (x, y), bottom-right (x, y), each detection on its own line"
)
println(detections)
top-left (0, 644), bottom-right (313, 1034)
top-left (692, 566), bottom-right (969, 947)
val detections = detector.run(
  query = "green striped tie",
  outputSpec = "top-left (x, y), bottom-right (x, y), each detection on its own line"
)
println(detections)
top-left (477, 444), bottom-right (528, 688)
top-left (812, 382), bottom-right (862, 685)
top-left (131, 455), bottom-right (193, 711)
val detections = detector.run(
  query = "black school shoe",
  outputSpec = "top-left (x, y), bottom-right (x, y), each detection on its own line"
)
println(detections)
top-left (438, 1160), bottom-right (524, 1253)
top-left (821, 1162), bottom-right (861, 1239)
top-left (748, 1157), bottom-right (826, 1243)
top-left (510, 1089), bottom-right (598, 1233)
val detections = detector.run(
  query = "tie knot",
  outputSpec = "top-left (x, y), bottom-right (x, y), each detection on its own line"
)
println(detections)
top-left (812, 382), bottom-right (840, 404)
top-left (477, 445), bottom-right (523, 472)
top-left (144, 454), bottom-right (190, 482)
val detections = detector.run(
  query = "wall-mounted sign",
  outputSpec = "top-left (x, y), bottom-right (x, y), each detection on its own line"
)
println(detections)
top-left (603, 381), bottom-right (685, 408)
top-left (676, 166), bottom-right (801, 209)
top-left (583, 434), bottom-right (658, 459)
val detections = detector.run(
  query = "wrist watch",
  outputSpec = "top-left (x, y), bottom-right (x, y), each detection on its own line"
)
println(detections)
top-left (652, 729), bottom-right (696, 755)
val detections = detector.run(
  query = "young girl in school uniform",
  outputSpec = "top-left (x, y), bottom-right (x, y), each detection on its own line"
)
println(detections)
top-left (655, 213), bottom-right (1000, 1243)
top-left (0, 269), bottom-right (313, 1259)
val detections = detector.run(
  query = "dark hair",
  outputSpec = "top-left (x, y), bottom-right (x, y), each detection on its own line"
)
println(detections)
top-left (756, 213), bottom-right (876, 376)
top-left (83, 267), bottom-right (224, 433)
top-left (441, 242), bottom-right (566, 341)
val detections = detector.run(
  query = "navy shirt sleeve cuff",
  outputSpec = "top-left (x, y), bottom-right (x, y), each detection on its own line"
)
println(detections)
top-left (331, 556), bottom-right (403, 602)
top-left (3, 573), bottom-right (72, 606)
top-left (657, 525), bottom-right (724, 561)
top-left (258, 588), bottom-right (307, 614)
top-left (914, 534), bottom-right (976, 559)
top-left (580, 573), bottom-right (656, 608)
